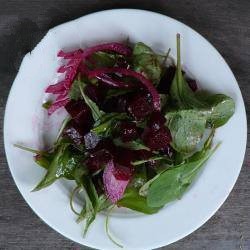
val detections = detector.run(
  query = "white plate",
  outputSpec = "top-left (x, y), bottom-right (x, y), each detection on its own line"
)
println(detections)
top-left (4, 9), bottom-right (247, 250)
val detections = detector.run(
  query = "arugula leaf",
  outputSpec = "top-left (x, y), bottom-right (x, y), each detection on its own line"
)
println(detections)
top-left (132, 42), bottom-right (162, 84)
top-left (166, 109), bottom-right (207, 153)
top-left (33, 144), bottom-right (84, 191)
top-left (170, 34), bottom-right (206, 109)
top-left (113, 138), bottom-right (150, 151)
top-left (92, 113), bottom-right (128, 137)
top-left (147, 143), bottom-right (219, 207)
top-left (117, 188), bottom-right (162, 214)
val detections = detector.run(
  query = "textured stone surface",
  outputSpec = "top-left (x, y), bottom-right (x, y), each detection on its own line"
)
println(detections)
top-left (0, 1), bottom-right (249, 249)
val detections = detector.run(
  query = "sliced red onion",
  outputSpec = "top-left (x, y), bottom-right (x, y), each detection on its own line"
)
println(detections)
top-left (45, 80), bottom-right (70, 94)
top-left (82, 42), bottom-right (131, 59)
top-left (48, 98), bottom-right (69, 115)
top-left (96, 73), bottom-right (131, 88)
top-left (57, 49), bottom-right (83, 59)
top-left (88, 67), bottom-right (161, 110)
top-left (103, 160), bottom-right (131, 203)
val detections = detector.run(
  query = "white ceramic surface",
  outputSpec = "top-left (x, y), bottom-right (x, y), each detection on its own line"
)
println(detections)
top-left (4, 9), bottom-right (247, 250)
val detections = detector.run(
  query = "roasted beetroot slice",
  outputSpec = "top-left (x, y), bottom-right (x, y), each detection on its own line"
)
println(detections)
top-left (119, 121), bottom-right (138, 142)
top-left (63, 120), bottom-right (85, 145)
top-left (142, 126), bottom-right (172, 151)
top-left (127, 93), bottom-right (153, 121)
top-left (148, 111), bottom-right (166, 131)
top-left (103, 160), bottom-right (132, 203)
top-left (88, 67), bottom-right (161, 110)
top-left (65, 100), bottom-right (89, 119)
top-left (186, 78), bottom-right (198, 92)
top-left (102, 95), bottom-right (128, 113)
top-left (113, 163), bottom-right (134, 181)
top-left (84, 84), bottom-right (106, 104)
top-left (86, 149), bottom-right (112, 172)
top-left (157, 66), bottom-right (176, 94)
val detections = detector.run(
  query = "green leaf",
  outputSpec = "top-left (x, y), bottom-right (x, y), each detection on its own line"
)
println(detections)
top-left (113, 138), bottom-right (150, 151)
top-left (132, 42), bottom-right (162, 84)
top-left (169, 34), bottom-right (206, 109)
top-left (90, 52), bottom-right (116, 68)
top-left (166, 109), bottom-right (207, 153)
top-left (132, 156), bottom-right (166, 166)
top-left (92, 113), bottom-right (128, 137)
top-left (33, 144), bottom-right (84, 191)
top-left (106, 88), bottom-right (133, 99)
top-left (77, 79), bottom-right (104, 121)
top-left (117, 188), bottom-right (162, 214)
top-left (204, 94), bottom-right (235, 128)
top-left (76, 176), bottom-right (99, 235)
top-left (147, 143), bottom-right (219, 207)
top-left (42, 100), bottom-right (52, 109)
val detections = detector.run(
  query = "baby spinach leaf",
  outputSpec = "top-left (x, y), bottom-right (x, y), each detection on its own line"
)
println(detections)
top-left (170, 34), bottom-right (206, 109)
top-left (33, 144), bottom-right (84, 191)
top-left (90, 52), bottom-right (116, 68)
top-left (166, 109), bottom-right (207, 153)
top-left (204, 94), bottom-right (235, 128)
top-left (106, 88), bottom-right (133, 99)
top-left (117, 188), bottom-right (162, 214)
top-left (132, 42), bottom-right (162, 84)
top-left (147, 143), bottom-right (219, 207)
top-left (92, 113), bottom-right (128, 137)
top-left (113, 138), bottom-right (150, 151)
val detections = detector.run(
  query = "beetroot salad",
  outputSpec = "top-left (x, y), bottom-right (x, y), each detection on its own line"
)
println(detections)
top-left (16, 34), bottom-right (235, 246)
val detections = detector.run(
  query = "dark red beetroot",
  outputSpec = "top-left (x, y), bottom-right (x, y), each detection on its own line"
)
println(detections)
top-left (148, 112), bottom-right (166, 131)
top-left (64, 100), bottom-right (93, 130)
top-left (119, 121), bottom-right (138, 142)
top-left (102, 95), bottom-right (128, 113)
top-left (84, 132), bottom-right (100, 150)
top-left (127, 93), bottom-right (153, 121)
top-left (87, 67), bottom-right (161, 110)
top-left (63, 120), bottom-right (85, 145)
top-left (142, 126), bottom-right (172, 151)
top-left (84, 84), bottom-right (106, 105)
top-left (86, 149), bottom-right (112, 172)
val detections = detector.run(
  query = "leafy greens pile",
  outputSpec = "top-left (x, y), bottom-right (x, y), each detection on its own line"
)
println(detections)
top-left (16, 34), bottom-right (235, 246)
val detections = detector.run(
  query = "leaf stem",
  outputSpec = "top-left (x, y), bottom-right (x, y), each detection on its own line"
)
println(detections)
top-left (105, 205), bottom-right (123, 248)
top-left (176, 33), bottom-right (182, 84)
top-left (70, 186), bottom-right (82, 216)
top-left (13, 144), bottom-right (43, 154)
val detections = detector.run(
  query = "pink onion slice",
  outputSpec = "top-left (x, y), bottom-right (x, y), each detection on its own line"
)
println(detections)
top-left (103, 160), bottom-right (132, 203)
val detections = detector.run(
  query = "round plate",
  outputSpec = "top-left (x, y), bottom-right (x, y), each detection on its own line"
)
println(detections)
top-left (4, 9), bottom-right (247, 250)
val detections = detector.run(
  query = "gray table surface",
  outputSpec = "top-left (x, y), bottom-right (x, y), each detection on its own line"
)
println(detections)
top-left (0, 1), bottom-right (249, 249)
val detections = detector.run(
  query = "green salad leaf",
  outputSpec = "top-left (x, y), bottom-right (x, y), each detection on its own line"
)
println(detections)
top-left (166, 109), bottom-right (207, 153)
top-left (132, 42), bottom-right (162, 84)
top-left (33, 144), bottom-right (84, 191)
top-left (92, 113), bottom-right (128, 137)
top-left (147, 141), bottom-right (219, 208)
top-left (169, 34), bottom-right (206, 109)
top-left (117, 188), bottom-right (162, 214)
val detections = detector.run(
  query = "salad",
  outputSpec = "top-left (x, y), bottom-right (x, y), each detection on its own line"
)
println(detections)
top-left (16, 34), bottom-right (235, 246)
